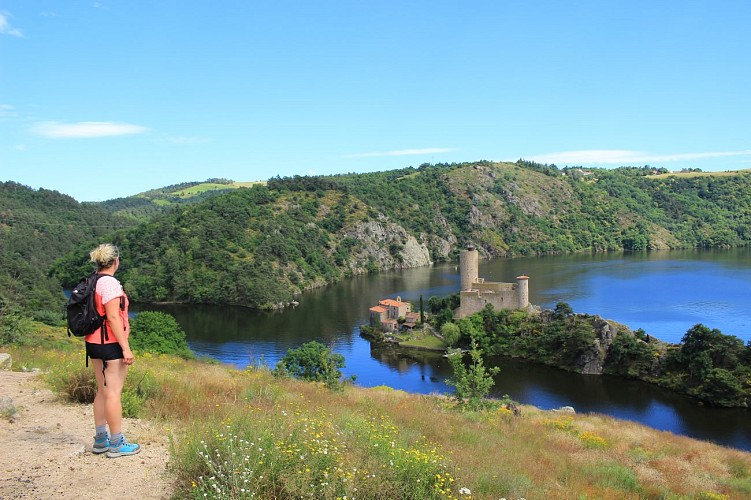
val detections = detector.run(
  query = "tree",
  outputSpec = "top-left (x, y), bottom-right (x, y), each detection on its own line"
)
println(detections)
top-left (274, 341), bottom-right (349, 390)
top-left (697, 368), bottom-right (746, 407)
top-left (604, 333), bottom-right (655, 377)
top-left (446, 338), bottom-right (500, 411)
top-left (553, 302), bottom-right (574, 319)
top-left (441, 322), bottom-right (461, 348)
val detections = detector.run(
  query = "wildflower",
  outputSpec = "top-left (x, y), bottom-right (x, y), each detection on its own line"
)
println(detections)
top-left (459, 487), bottom-right (472, 495)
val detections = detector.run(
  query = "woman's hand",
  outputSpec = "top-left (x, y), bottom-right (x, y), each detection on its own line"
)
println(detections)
top-left (122, 347), bottom-right (135, 365)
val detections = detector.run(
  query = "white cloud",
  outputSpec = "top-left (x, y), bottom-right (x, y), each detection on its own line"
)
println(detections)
top-left (527, 149), bottom-right (751, 166)
top-left (30, 121), bottom-right (149, 138)
top-left (343, 147), bottom-right (455, 159)
top-left (0, 12), bottom-right (23, 37)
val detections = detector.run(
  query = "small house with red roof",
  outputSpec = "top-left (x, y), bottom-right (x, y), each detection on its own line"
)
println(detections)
top-left (369, 296), bottom-right (412, 332)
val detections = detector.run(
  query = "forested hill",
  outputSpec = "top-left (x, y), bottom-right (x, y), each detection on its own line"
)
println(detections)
top-left (49, 161), bottom-right (751, 310)
top-left (0, 182), bottom-right (135, 322)
top-left (96, 179), bottom-right (262, 222)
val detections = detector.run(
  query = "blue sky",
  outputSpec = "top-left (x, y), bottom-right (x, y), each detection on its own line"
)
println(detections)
top-left (1, 1), bottom-right (749, 202)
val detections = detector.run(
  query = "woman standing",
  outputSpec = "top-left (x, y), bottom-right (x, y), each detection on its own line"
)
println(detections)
top-left (86, 243), bottom-right (140, 458)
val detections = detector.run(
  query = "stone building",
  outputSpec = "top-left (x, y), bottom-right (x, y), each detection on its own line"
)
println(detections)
top-left (455, 246), bottom-right (529, 318)
top-left (369, 297), bottom-right (412, 332)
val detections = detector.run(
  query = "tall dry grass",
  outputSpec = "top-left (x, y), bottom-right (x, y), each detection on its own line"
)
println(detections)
top-left (6, 341), bottom-right (751, 499)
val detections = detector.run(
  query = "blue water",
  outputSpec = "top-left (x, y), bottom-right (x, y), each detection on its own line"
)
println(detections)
top-left (531, 255), bottom-right (751, 344)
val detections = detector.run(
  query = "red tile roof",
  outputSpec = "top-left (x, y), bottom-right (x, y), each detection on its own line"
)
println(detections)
top-left (380, 299), bottom-right (407, 307)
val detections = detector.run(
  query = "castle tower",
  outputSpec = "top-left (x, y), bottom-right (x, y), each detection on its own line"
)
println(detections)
top-left (516, 276), bottom-right (529, 308)
top-left (459, 246), bottom-right (479, 291)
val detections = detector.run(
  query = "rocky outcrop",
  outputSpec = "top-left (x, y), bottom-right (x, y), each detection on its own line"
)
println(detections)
top-left (424, 211), bottom-right (458, 261)
top-left (401, 235), bottom-right (433, 268)
top-left (535, 311), bottom-right (644, 375)
top-left (579, 317), bottom-right (623, 374)
top-left (344, 220), bottom-right (432, 271)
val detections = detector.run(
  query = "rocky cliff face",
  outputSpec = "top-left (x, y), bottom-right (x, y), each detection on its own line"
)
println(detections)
top-left (534, 310), bottom-right (650, 375)
top-left (343, 220), bottom-right (432, 271)
top-left (575, 315), bottom-right (669, 375)
top-left (579, 317), bottom-right (623, 374)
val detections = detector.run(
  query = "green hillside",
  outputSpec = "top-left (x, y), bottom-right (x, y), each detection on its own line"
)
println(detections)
top-left (0, 181), bottom-right (136, 322)
top-left (47, 161), bottom-right (751, 310)
top-left (96, 178), bottom-right (264, 222)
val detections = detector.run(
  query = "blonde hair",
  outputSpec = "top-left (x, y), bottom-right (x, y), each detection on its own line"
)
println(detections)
top-left (90, 243), bottom-right (120, 269)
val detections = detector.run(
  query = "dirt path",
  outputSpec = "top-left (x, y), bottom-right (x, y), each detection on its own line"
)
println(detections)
top-left (0, 369), bottom-right (174, 499)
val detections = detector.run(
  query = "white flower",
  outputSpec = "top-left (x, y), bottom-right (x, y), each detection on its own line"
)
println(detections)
top-left (459, 486), bottom-right (472, 495)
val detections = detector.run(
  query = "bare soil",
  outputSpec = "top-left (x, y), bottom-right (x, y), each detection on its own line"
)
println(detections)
top-left (0, 370), bottom-right (174, 499)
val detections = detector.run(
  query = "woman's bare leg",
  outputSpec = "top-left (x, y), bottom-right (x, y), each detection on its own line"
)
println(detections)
top-left (91, 358), bottom-right (128, 434)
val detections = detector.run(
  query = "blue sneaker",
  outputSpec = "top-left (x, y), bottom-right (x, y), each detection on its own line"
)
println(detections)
top-left (106, 436), bottom-right (141, 458)
top-left (92, 434), bottom-right (109, 454)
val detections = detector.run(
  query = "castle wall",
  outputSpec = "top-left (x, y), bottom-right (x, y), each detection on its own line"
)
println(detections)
top-left (456, 287), bottom-right (523, 318)
top-left (474, 282), bottom-right (515, 293)
top-left (455, 248), bottom-right (530, 318)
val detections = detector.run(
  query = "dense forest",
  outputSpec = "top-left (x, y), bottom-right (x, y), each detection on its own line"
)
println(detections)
top-left (0, 182), bottom-right (136, 324)
top-left (4, 161), bottom-right (751, 317)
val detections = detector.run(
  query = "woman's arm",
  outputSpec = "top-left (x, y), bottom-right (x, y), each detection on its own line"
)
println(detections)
top-left (104, 298), bottom-right (134, 365)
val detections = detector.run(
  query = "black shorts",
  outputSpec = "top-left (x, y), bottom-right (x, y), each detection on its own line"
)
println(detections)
top-left (85, 342), bottom-right (123, 361)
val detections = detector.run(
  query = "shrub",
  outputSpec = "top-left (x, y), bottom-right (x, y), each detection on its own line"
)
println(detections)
top-left (31, 309), bottom-right (64, 327)
top-left (129, 311), bottom-right (194, 358)
top-left (0, 300), bottom-right (30, 346)
top-left (441, 322), bottom-right (461, 347)
top-left (273, 341), bottom-right (348, 390)
top-left (47, 360), bottom-right (97, 404)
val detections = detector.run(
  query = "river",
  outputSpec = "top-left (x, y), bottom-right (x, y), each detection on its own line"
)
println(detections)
top-left (132, 248), bottom-right (751, 451)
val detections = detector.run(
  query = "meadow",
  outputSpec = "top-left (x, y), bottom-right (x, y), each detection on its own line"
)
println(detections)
top-left (5, 325), bottom-right (751, 499)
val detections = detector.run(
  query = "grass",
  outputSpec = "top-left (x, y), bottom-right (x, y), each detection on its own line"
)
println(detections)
top-left (649, 168), bottom-right (751, 179)
top-left (4, 324), bottom-right (751, 499)
top-left (398, 328), bottom-right (447, 350)
top-left (174, 181), bottom-right (264, 198)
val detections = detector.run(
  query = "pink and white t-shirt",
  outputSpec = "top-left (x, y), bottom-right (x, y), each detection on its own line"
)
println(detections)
top-left (84, 275), bottom-right (130, 344)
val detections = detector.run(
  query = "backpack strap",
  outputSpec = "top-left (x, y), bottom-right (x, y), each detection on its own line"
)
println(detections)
top-left (93, 272), bottom-right (112, 343)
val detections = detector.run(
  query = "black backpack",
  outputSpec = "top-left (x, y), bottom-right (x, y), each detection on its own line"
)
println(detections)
top-left (66, 272), bottom-right (108, 339)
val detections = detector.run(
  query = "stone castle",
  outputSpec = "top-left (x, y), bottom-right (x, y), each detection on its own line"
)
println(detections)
top-left (455, 246), bottom-right (529, 318)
